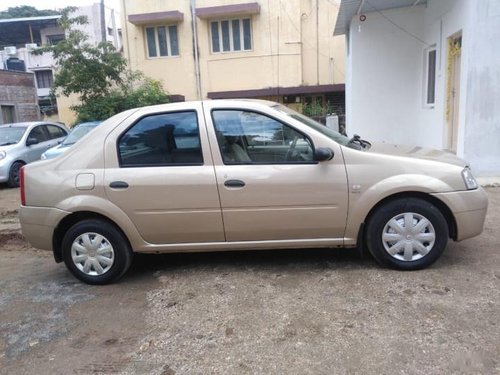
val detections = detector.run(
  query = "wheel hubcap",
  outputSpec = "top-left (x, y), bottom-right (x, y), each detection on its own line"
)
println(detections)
top-left (382, 212), bottom-right (435, 262)
top-left (71, 232), bottom-right (115, 276)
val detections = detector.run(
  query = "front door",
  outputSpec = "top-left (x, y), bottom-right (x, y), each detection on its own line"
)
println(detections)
top-left (446, 33), bottom-right (462, 152)
top-left (104, 106), bottom-right (224, 245)
top-left (204, 105), bottom-right (349, 242)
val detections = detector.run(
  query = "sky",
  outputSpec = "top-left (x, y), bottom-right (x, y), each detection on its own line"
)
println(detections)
top-left (0, 0), bottom-right (120, 12)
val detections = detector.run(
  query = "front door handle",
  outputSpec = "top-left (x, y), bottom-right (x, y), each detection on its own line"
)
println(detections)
top-left (224, 179), bottom-right (245, 188)
top-left (109, 181), bottom-right (129, 189)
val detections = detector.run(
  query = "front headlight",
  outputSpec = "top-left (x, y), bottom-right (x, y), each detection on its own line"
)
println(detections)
top-left (0, 151), bottom-right (6, 160)
top-left (462, 167), bottom-right (478, 190)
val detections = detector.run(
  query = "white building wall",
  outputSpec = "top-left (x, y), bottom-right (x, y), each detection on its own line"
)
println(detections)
top-left (462, 0), bottom-right (500, 176)
top-left (418, 0), bottom-right (469, 155)
top-left (347, 5), bottom-right (425, 145)
top-left (346, 0), bottom-right (500, 176)
top-left (74, 4), bottom-right (122, 50)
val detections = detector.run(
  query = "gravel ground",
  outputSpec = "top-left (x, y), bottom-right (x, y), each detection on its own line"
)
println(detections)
top-left (0, 185), bottom-right (499, 374)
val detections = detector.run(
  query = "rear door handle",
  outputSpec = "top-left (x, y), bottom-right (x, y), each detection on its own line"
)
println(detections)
top-left (224, 179), bottom-right (245, 188)
top-left (109, 181), bottom-right (129, 189)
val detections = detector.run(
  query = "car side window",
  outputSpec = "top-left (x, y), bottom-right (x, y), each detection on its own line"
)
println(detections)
top-left (46, 125), bottom-right (67, 139)
top-left (118, 111), bottom-right (203, 167)
top-left (212, 110), bottom-right (314, 164)
top-left (27, 125), bottom-right (48, 143)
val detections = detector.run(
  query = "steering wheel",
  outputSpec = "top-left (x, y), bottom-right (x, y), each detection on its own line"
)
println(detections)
top-left (285, 136), bottom-right (299, 161)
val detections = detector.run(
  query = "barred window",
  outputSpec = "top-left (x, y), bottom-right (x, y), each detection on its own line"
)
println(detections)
top-left (35, 70), bottom-right (53, 89)
top-left (145, 25), bottom-right (179, 58)
top-left (210, 18), bottom-right (252, 53)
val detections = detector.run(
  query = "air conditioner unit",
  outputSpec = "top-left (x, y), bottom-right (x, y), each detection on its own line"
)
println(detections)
top-left (25, 43), bottom-right (38, 51)
top-left (4, 46), bottom-right (17, 55)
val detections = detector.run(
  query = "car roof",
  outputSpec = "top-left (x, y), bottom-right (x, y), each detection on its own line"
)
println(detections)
top-left (74, 121), bottom-right (101, 127)
top-left (0, 121), bottom-right (66, 129)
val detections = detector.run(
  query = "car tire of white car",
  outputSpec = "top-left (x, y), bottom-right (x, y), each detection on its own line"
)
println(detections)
top-left (8, 161), bottom-right (24, 188)
top-left (62, 219), bottom-right (133, 285)
top-left (365, 197), bottom-right (449, 270)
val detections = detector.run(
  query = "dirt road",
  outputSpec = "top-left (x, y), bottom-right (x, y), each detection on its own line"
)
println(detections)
top-left (0, 186), bottom-right (499, 374)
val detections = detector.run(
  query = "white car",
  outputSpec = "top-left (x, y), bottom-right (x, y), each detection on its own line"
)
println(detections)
top-left (0, 122), bottom-right (68, 187)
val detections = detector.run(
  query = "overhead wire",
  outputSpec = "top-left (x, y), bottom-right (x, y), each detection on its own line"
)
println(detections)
top-left (279, 1), bottom-right (345, 78)
top-left (364, 0), bottom-right (432, 47)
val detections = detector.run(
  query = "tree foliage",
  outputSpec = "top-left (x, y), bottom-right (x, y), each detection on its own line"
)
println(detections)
top-left (0, 6), bottom-right (60, 19)
top-left (35, 7), bottom-right (169, 123)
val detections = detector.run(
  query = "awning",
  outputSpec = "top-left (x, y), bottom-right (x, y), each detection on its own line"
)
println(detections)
top-left (195, 2), bottom-right (260, 19)
top-left (207, 84), bottom-right (345, 99)
top-left (128, 11), bottom-right (184, 25)
top-left (333, 0), bottom-right (427, 35)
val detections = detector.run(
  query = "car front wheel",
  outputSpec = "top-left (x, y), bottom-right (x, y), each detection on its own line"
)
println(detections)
top-left (62, 219), bottom-right (133, 284)
top-left (366, 197), bottom-right (449, 270)
top-left (8, 161), bottom-right (24, 188)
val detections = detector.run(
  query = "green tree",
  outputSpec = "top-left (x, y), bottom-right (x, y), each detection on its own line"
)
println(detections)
top-left (35, 7), bottom-right (169, 124)
top-left (0, 6), bottom-right (60, 19)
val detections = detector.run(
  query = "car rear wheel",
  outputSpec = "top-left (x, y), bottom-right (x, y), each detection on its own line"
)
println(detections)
top-left (62, 219), bottom-right (133, 285)
top-left (8, 161), bottom-right (24, 188)
top-left (366, 197), bottom-right (449, 270)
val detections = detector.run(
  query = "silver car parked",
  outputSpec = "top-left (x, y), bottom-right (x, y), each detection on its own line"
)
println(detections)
top-left (0, 122), bottom-right (68, 187)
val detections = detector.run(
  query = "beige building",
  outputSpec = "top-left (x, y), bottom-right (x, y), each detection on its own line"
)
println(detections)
top-left (121, 0), bottom-right (345, 114)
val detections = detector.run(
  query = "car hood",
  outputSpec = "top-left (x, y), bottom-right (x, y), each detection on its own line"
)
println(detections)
top-left (43, 144), bottom-right (70, 158)
top-left (366, 142), bottom-right (467, 167)
top-left (0, 143), bottom-right (19, 153)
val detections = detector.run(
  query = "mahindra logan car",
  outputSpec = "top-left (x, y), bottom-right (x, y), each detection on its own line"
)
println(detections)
top-left (19, 100), bottom-right (488, 284)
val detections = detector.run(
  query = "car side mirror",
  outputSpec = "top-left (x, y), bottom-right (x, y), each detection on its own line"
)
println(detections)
top-left (314, 147), bottom-right (334, 161)
top-left (26, 137), bottom-right (39, 146)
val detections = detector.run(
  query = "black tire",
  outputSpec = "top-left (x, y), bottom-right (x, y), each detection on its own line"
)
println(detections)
top-left (62, 219), bottom-right (133, 285)
top-left (7, 161), bottom-right (24, 188)
top-left (366, 197), bottom-right (449, 270)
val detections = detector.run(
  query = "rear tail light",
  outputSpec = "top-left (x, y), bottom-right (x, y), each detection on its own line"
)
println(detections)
top-left (20, 166), bottom-right (26, 206)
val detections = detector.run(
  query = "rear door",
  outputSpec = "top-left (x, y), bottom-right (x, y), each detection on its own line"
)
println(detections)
top-left (203, 102), bottom-right (349, 243)
top-left (103, 103), bottom-right (224, 245)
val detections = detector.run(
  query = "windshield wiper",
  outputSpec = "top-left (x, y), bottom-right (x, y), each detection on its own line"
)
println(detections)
top-left (347, 134), bottom-right (371, 150)
top-left (0, 142), bottom-right (16, 146)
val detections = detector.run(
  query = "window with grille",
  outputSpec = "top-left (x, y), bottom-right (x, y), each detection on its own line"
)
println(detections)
top-left (35, 70), bottom-right (54, 89)
top-left (210, 18), bottom-right (252, 53)
top-left (145, 25), bottom-right (179, 58)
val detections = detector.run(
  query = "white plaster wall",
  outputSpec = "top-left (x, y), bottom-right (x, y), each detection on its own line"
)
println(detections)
top-left (462, 0), bottom-right (500, 176)
top-left (73, 4), bottom-right (122, 50)
top-left (418, 0), bottom-right (469, 154)
top-left (345, 0), bottom-right (499, 176)
top-left (347, 6), bottom-right (425, 145)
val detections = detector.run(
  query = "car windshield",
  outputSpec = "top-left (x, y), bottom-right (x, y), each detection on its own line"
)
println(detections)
top-left (0, 126), bottom-right (27, 146)
top-left (62, 124), bottom-right (98, 146)
top-left (272, 104), bottom-right (354, 147)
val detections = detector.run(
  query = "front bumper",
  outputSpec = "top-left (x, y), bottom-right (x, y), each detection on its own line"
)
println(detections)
top-left (0, 159), bottom-right (11, 183)
top-left (431, 187), bottom-right (489, 241)
top-left (19, 206), bottom-right (70, 251)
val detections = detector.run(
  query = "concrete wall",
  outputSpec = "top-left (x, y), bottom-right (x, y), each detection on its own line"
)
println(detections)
top-left (0, 70), bottom-right (40, 123)
top-left (347, 5), bottom-right (425, 145)
top-left (74, 4), bottom-right (122, 50)
top-left (121, 0), bottom-right (345, 100)
top-left (463, 0), bottom-right (500, 176)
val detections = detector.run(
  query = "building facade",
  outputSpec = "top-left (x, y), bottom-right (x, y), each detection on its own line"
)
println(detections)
top-left (334, 0), bottom-right (500, 177)
top-left (0, 70), bottom-right (40, 124)
top-left (0, 3), bottom-right (122, 125)
top-left (121, 0), bottom-right (346, 116)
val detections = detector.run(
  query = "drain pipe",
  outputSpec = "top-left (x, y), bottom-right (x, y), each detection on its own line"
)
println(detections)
top-left (191, 0), bottom-right (202, 100)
